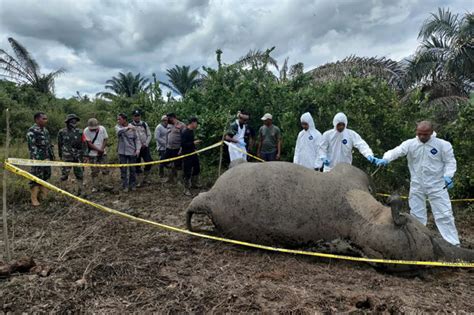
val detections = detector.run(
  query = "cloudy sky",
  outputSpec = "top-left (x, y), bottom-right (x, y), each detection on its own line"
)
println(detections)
top-left (0, 0), bottom-right (471, 98)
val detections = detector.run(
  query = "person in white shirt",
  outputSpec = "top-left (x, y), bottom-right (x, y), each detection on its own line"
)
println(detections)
top-left (293, 112), bottom-right (323, 170)
top-left (83, 118), bottom-right (109, 192)
top-left (377, 121), bottom-right (459, 246)
top-left (319, 112), bottom-right (377, 172)
top-left (225, 111), bottom-right (250, 162)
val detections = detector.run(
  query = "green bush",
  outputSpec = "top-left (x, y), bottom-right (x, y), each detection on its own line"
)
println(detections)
top-left (0, 67), bottom-right (472, 200)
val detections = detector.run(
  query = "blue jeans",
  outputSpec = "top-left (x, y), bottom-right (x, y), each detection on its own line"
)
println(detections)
top-left (261, 151), bottom-right (277, 161)
top-left (119, 155), bottom-right (136, 189)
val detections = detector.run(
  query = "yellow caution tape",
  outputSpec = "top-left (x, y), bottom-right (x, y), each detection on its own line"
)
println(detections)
top-left (4, 161), bottom-right (474, 268)
top-left (376, 193), bottom-right (473, 203)
top-left (7, 141), bottom-right (223, 168)
top-left (223, 141), bottom-right (265, 162)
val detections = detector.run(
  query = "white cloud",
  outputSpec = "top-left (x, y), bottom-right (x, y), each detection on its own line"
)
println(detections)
top-left (0, 0), bottom-right (470, 97)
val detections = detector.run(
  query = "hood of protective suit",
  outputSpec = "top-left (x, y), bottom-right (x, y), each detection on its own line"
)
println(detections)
top-left (332, 112), bottom-right (348, 128)
top-left (300, 112), bottom-right (316, 130)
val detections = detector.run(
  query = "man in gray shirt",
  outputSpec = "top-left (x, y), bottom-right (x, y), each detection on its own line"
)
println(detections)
top-left (154, 115), bottom-right (168, 178)
top-left (131, 110), bottom-right (153, 186)
top-left (163, 113), bottom-right (184, 184)
top-left (115, 113), bottom-right (141, 192)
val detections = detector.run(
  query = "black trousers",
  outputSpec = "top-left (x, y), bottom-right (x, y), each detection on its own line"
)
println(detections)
top-left (164, 148), bottom-right (182, 170)
top-left (135, 146), bottom-right (153, 174)
top-left (158, 149), bottom-right (166, 174)
top-left (183, 154), bottom-right (200, 180)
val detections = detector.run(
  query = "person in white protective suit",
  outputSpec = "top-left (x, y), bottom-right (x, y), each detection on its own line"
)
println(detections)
top-left (376, 121), bottom-right (460, 246)
top-left (293, 112), bottom-right (323, 170)
top-left (224, 111), bottom-right (250, 162)
top-left (319, 112), bottom-right (379, 172)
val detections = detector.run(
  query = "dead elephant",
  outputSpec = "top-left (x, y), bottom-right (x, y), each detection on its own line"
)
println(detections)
top-left (186, 162), bottom-right (474, 266)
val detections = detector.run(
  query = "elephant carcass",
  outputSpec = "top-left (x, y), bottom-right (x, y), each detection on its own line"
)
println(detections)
top-left (186, 162), bottom-right (474, 265)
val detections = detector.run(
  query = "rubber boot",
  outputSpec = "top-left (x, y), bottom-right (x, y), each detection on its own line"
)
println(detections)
top-left (183, 178), bottom-right (192, 196)
top-left (165, 169), bottom-right (177, 184)
top-left (39, 186), bottom-right (48, 199)
top-left (76, 180), bottom-right (84, 196)
top-left (142, 172), bottom-right (150, 185)
top-left (91, 178), bottom-right (98, 193)
top-left (191, 175), bottom-right (202, 189)
top-left (31, 186), bottom-right (40, 207)
top-left (136, 173), bottom-right (143, 187)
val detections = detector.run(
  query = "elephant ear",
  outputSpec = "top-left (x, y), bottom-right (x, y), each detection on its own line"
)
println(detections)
top-left (345, 189), bottom-right (392, 225)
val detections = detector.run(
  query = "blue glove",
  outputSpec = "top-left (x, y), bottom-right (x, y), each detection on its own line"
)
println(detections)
top-left (238, 139), bottom-right (246, 147)
top-left (367, 155), bottom-right (375, 164)
top-left (322, 159), bottom-right (330, 166)
top-left (443, 176), bottom-right (454, 189)
top-left (375, 158), bottom-right (389, 167)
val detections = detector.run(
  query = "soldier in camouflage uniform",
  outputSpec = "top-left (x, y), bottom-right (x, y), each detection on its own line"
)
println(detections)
top-left (57, 114), bottom-right (87, 194)
top-left (27, 112), bottom-right (55, 206)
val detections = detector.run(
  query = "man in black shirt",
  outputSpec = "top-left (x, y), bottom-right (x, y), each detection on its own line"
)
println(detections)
top-left (181, 117), bottom-right (202, 196)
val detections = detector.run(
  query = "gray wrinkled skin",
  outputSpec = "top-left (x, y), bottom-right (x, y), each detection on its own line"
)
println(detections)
top-left (187, 162), bottom-right (474, 264)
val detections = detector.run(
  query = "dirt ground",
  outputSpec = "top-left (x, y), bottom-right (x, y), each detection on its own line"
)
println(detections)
top-left (1, 170), bottom-right (474, 313)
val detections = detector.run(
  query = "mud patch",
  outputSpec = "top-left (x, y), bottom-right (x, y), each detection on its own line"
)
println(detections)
top-left (1, 170), bottom-right (473, 312)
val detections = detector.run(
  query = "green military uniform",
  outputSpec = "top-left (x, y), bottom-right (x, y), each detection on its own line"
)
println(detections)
top-left (26, 123), bottom-right (55, 187)
top-left (58, 114), bottom-right (86, 181)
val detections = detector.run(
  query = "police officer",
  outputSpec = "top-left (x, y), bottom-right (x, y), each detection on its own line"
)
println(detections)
top-left (58, 114), bottom-right (86, 195)
top-left (27, 112), bottom-right (55, 206)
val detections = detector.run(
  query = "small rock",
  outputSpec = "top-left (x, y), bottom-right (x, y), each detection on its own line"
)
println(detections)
top-left (10, 257), bottom-right (36, 273)
top-left (31, 265), bottom-right (51, 277)
top-left (75, 277), bottom-right (87, 287)
top-left (0, 263), bottom-right (12, 278)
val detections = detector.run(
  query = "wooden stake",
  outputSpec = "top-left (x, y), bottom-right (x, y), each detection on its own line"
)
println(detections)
top-left (2, 108), bottom-right (11, 261)
top-left (217, 128), bottom-right (226, 177)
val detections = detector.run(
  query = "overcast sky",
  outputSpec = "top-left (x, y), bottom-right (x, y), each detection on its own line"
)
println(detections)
top-left (0, 0), bottom-right (472, 98)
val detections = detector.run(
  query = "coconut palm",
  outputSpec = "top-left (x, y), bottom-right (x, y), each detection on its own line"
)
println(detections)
top-left (160, 65), bottom-right (201, 97)
top-left (235, 47), bottom-right (279, 72)
top-left (0, 37), bottom-right (64, 94)
top-left (97, 72), bottom-right (149, 100)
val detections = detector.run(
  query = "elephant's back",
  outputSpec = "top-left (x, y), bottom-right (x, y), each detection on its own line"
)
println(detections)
top-left (207, 162), bottom-right (354, 245)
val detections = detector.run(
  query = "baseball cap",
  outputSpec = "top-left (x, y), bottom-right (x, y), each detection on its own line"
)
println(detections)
top-left (161, 115), bottom-right (168, 121)
top-left (132, 109), bottom-right (141, 116)
top-left (87, 118), bottom-right (99, 130)
top-left (261, 113), bottom-right (273, 121)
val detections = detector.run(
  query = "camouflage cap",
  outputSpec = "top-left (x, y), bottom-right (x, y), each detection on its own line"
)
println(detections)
top-left (65, 113), bottom-right (80, 123)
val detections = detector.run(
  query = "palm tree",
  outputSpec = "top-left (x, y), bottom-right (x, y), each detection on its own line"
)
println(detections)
top-left (0, 37), bottom-right (64, 94)
top-left (160, 65), bottom-right (201, 97)
top-left (97, 72), bottom-right (149, 100)
top-left (308, 56), bottom-right (406, 92)
top-left (235, 47), bottom-right (279, 72)
top-left (279, 57), bottom-right (305, 82)
top-left (404, 8), bottom-right (473, 107)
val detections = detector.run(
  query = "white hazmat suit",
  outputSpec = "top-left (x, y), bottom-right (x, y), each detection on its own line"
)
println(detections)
top-left (382, 135), bottom-right (459, 245)
top-left (320, 112), bottom-right (374, 172)
top-left (293, 112), bottom-right (323, 169)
